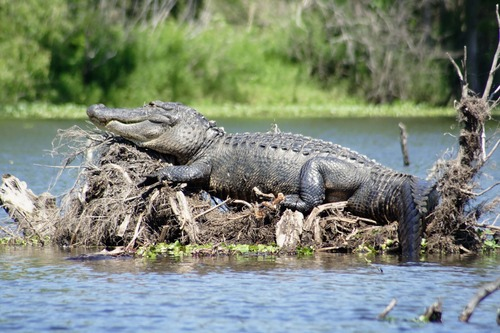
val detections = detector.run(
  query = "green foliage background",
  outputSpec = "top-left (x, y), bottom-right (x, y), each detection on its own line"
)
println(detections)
top-left (0, 0), bottom-right (498, 113)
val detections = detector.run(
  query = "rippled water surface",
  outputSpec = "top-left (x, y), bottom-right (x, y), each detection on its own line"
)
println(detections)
top-left (1, 247), bottom-right (500, 332)
top-left (1, 117), bottom-right (499, 332)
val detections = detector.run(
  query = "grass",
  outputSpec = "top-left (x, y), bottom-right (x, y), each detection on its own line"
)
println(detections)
top-left (0, 101), bottom-right (460, 120)
top-left (0, 102), bottom-right (86, 119)
top-left (197, 102), bottom-right (456, 118)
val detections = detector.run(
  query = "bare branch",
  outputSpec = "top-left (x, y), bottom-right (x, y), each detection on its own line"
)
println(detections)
top-left (459, 277), bottom-right (500, 322)
top-left (463, 46), bottom-right (468, 83)
top-left (447, 52), bottom-right (467, 97)
top-left (378, 298), bottom-right (397, 320)
top-left (193, 198), bottom-right (231, 219)
top-left (486, 138), bottom-right (500, 161)
top-left (460, 182), bottom-right (500, 197)
top-left (482, 4), bottom-right (500, 100)
top-left (447, 52), bottom-right (464, 82)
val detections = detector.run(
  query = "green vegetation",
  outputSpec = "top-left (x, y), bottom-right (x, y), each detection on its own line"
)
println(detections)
top-left (0, 235), bottom-right (48, 246)
top-left (0, 0), bottom-right (498, 118)
top-left (137, 241), bottom-right (279, 259)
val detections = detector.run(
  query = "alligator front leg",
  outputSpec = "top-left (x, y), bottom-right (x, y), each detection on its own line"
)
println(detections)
top-left (142, 161), bottom-right (212, 185)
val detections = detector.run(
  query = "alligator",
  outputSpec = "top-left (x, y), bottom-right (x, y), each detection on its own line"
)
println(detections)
top-left (87, 101), bottom-right (439, 259)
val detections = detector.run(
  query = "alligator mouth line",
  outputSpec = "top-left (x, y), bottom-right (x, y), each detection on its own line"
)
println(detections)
top-left (87, 104), bottom-right (151, 127)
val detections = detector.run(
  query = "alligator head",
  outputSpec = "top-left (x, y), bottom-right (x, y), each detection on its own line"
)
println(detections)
top-left (87, 101), bottom-right (222, 163)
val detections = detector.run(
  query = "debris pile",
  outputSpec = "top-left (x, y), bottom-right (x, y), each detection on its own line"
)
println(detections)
top-left (0, 126), bottom-right (402, 254)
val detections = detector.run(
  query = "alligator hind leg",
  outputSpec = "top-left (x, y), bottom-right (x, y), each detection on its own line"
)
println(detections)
top-left (281, 157), bottom-right (359, 212)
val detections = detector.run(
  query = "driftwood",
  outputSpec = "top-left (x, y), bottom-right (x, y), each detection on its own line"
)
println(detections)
top-left (0, 174), bottom-right (58, 243)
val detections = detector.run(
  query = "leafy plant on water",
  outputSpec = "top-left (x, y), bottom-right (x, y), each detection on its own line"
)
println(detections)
top-left (138, 241), bottom-right (280, 259)
top-left (356, 243), bottom-right (378, 255)
top-left (296, 246), bottom-right (314, 256)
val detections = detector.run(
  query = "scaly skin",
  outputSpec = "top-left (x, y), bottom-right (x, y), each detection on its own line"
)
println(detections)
top-left (87, 101), bottom-right (438, 259)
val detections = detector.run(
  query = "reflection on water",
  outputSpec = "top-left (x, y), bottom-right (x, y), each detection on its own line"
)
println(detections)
top-left (0, 246), bottom-right (500, 333)
top-left (0, 118), bottom-right (499, 332)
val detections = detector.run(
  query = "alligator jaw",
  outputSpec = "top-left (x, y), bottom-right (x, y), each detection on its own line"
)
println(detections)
top-left (86, 103), bottom-right (168, 144)
top-left (86, 104), bottom-right (153, 127)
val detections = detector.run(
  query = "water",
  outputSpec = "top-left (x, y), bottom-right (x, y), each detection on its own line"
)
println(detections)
top-left (1, 247), bottom-right (500, 332)
top-left (1, 117), bottom-right (499, 332)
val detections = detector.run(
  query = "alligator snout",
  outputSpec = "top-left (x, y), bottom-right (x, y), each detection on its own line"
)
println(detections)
top-left (87, 104), bottom-right (109, 127)
top-left (87, 104), bottom-right (106, 118)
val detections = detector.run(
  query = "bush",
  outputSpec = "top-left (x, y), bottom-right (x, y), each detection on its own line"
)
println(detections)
top-left (0, 0), bottom-right (60, 104)
top-left (285, 1), bottom-right (452, 105)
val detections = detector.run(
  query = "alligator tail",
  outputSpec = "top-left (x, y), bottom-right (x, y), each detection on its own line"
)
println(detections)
top-left (398, 177), bottom-right (439, 259)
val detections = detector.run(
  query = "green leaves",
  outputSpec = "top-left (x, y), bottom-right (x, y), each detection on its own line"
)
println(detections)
top-left (137, 241), bottom-right (279, 259)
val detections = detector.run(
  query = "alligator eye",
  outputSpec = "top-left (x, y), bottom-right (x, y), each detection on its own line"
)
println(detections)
top-left (148, 114), bottom-right (178, 125)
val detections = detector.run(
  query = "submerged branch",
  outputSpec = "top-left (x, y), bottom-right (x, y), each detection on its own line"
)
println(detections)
top-left (459, 278), bottom-right (500, 322)
top-left (420, 299), bottom-right (443, 323)
top-left (378, 298), bottom-right (397, 320)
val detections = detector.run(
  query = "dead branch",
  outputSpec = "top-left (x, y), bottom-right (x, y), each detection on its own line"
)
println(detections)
top-left (398, 122), bottom-right (410, 166)
top-left (233, 199), bottom-right (254, 210)
top-left (460, 182), bottom-right (500, 197)
top-left (482, 4), bottom-right (500, 101)
top-left (126, 213), bottom-right (144, 251)
top-left (0, 224), bottom-right (19, 239)
top-left (447, 52), bottom-right (466, 95)
top-left (420, 299), bottom-right (442, 323)
top-left (459, 277), bottom-right (500, 322)
top-left (169, 191), bottom-right (199, 244)
top-left (378, 298), bottom-right (397, 320)
top-left (485, 138), bottom-right (500, 160)
top-left (193, 198), bottom-right (231, 219)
